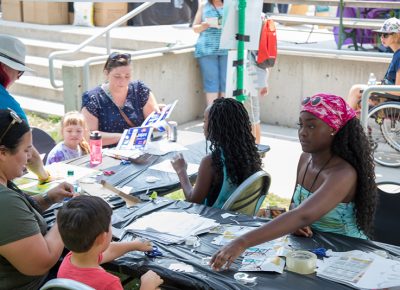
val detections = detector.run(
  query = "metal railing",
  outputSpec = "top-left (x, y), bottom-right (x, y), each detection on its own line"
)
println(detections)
top-left (360, 85), bottom-right (400, 131)
top-left (49, 2), bottom-right (155, 89)
top-left (81, 43), bottom-right (194, 91)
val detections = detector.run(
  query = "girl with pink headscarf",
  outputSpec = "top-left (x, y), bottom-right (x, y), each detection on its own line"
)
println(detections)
top-left (210, 94), bottom-right (377, 271)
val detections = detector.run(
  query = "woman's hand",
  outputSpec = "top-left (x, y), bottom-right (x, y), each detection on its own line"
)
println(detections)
top-left (46, 182), bottom-right (76, 203)
top-left (293, 226), bottom-right (313, 238)
top-left (210, 238), bottom-right (247, 271)
top-left (171, 153), bottom-right (187, 175)
top-left (133, 238), bottom-right (153, 252)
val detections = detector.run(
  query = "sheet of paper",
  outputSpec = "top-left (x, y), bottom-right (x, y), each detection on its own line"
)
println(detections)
top-left (144, 139), bottom-right (188, 156)
top-left (149, 159), bottom-right (199, 175)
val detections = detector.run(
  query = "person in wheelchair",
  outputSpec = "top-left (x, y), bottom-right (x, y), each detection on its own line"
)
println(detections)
top-left (346, 17), bottom-right (400, 113)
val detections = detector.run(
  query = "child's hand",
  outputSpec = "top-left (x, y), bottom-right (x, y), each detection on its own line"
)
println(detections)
top-left (140, 270), bottom-right (163, 290)
top-left (133, 238), bottom-right (153, 252)
top-left (170, 153), bottom-right (187, 175)
top-left (259, 87), bottom-right (268, 97)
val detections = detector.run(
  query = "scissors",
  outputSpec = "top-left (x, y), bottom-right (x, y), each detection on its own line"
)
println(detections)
top-left (145, 246), bottom-right (163, 258)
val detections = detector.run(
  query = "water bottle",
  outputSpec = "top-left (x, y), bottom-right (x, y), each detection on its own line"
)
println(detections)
top-left (89, 131), bottom-right (102, 166)
top-left (367, 73), bottom-right (377, 86)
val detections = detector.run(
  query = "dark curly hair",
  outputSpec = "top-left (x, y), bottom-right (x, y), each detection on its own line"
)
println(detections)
top-left (207, 98), bottom-right (262, 203)
top-left (331, 118), bottom-right (377, 238)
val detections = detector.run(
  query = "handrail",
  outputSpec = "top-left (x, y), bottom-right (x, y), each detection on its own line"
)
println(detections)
top-left (82, 43), bottom-right (195, 91)
top-left (48, 2), bottom-right (155, 88)
top-left (360, 85), bottom-right (400, 132)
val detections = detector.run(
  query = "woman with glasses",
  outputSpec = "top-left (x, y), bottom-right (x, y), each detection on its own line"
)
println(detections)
top-left (210, 94), bottom-right (377, 271)
top-left (0, 34), bottom-right (51, 182)
top-left (346, 17), bottom-right (400, 111)
top-left (81, 52), bottom-right (160, 146)
top-left (0, 109), bottom-right (75, 289)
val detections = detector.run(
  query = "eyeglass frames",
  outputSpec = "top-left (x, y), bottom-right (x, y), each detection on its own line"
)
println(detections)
top-left (109, 52), bottom-right (131, 62)
top-left (380, 33), bottom-right (394, 39)
top-left (0, 109), bottom-right (23, 144)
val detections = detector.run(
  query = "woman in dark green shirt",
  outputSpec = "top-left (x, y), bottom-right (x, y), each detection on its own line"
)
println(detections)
top-left (0, 109), bottom-right (74, 289)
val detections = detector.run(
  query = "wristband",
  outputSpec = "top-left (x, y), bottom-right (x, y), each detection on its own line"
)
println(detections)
top-left (42, 192), bottom-right (52, 205)
top-left (38, 171), bottom-right (51, 183)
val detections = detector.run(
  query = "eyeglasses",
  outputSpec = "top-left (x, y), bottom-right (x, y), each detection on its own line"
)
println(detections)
top-left (380, 33), bottom-right (394, 39)
top-left (0, 109), bottom-right (23, 144)
top-left (302, 96), bottom-right (321, 106)
top-left (17, 71), bottom-right (24, 78)
top-left (109, 52), bottom-right (131, 62)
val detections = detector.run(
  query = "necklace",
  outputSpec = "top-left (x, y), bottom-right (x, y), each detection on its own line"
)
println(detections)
top-left (299, 155), bottom-right (333, 202)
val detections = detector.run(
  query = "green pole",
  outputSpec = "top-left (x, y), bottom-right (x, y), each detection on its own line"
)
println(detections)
top-left (236, 0), bottom-right (246, 102)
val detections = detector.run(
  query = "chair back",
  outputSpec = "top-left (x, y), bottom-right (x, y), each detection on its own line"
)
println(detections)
top-left (222, 170), bottom-right (271, 216)
top-left (373, 181), bottom-right (400, 246)
top-left (40, 278), bottom-right (95, 290)
top-left (31, 127), bottom-right (56, 164)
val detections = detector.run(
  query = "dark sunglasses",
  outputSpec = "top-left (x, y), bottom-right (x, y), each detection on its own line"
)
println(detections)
top-left (380, 33), bottom-right (394, 39)
top-left (17, 71), bottom-right (24, 78)
top-left (0, 109), bottom-right (23, 144)
top-left (302, 96), bottom-right (321, 106)
top-left (109, 52), bottom-right (131, 62)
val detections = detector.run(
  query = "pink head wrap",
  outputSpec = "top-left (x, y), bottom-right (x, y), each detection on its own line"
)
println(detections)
top-left (301, 93), bottom-right (356, 132)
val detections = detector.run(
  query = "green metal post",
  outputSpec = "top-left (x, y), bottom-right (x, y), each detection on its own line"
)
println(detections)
top-left (236, 0), bottom-right (246, 102)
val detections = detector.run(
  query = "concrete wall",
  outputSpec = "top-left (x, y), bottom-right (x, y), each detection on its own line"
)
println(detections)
top-left (261, 53), bottom-right (390, 128)
top-left (63, 49), bottom-right (391, 129)
top-left (63, 49), bottom-right (205, 125)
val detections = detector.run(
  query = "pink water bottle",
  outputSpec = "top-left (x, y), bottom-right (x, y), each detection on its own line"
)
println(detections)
top-left (89, 131), bottom-right (102, 166)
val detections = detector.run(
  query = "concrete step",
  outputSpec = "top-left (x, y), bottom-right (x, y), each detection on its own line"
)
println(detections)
top-left (25, 56), bottom-right (63, 79)
top-left (0, 19), bottom-right (192, 50)
top-left (9, 75), bottom-right (64, 103)
top-left (20, 37), bottom-right (107, 60)
top-left (13, 94), bottom-right (64, 117)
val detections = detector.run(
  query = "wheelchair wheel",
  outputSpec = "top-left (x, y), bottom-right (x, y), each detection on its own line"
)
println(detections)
top-left (367, 102), bottom-right (400, 167)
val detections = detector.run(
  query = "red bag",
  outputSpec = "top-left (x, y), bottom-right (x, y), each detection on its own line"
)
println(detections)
top-left (256, 19), bottom-right (277, 69)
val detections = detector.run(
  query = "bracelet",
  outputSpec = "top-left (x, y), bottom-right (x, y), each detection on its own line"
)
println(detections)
top-left (38, 170), bottom-right (51, 183)
top-left (42, 192), bottom-right (52, 205)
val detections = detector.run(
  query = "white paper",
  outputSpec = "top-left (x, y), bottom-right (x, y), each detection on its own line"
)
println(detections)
top-left (149, 159), bottom-right (199, 176)
top-left (124, 211), bottom-right (219, 244)
top-left (144, 139), bottom-right (188, 156)
top-left (219, 0), bottom-right (263, 50)
top-left (169, 263), bottom-right (195, 273)
top-left (317, 250), bottom-right (400, 289)
top-left (221, 213), bottom-right (236, 219)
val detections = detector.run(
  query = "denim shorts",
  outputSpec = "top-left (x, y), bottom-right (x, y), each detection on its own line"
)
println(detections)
top-left (197, 54), bottom-right (228, 93)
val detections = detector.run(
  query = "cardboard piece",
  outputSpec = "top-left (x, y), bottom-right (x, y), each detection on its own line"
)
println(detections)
top-left (94, 2), bottom-right (128, 27)
top-left (1, 0), bottom-right (23, 22)
top-left (23, 2), bottom-right (68, 25)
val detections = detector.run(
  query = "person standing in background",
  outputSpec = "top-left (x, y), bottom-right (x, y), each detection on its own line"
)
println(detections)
top-left (193, 0), bottom-right (228, 105)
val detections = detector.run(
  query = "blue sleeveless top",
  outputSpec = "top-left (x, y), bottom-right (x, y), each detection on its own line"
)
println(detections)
top-left (292, 184), bottom-right (367, 239)
top-left (205, 152), bottom-right (237, 208)
top-left (194, 3), bottom-right (228, 58)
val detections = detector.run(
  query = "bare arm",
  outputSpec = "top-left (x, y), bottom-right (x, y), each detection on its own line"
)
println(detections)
top-left (27, 147), bottom-right (49, 181)
top-left (143, 92), bottom-right (160, 118)
top-left (192, 3), bottom-right (210, 33)
top-left (0, 224), bottom-right (63, 276)
top-left (171, 153), bottom-right (213, 204)
top-left (101, 240), bottom-right (153, 264)
top-left (81, 107), bottom-right (122, 146)
top-left (211, 165), bottom-right (357, 270)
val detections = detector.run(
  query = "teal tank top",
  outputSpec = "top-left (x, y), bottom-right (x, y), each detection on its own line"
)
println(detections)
top-left (205, 152), bottom-right (238, 209)
top-left (194, 3), bottom-right (228, 58)
top-left (292, 184), bottom-right (367, 239)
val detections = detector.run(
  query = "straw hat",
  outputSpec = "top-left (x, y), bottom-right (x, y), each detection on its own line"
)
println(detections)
top-left (374, 17), bottom-right (400, 34)
top-left (0, 34), bottom-right (33, 72)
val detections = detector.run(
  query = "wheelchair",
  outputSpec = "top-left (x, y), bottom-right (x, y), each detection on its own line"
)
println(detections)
top-left (366, 92), bottom-right (400, 167)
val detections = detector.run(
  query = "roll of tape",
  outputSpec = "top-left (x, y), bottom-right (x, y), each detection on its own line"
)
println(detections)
top-left (286, 251), bottom-right (317, 275)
